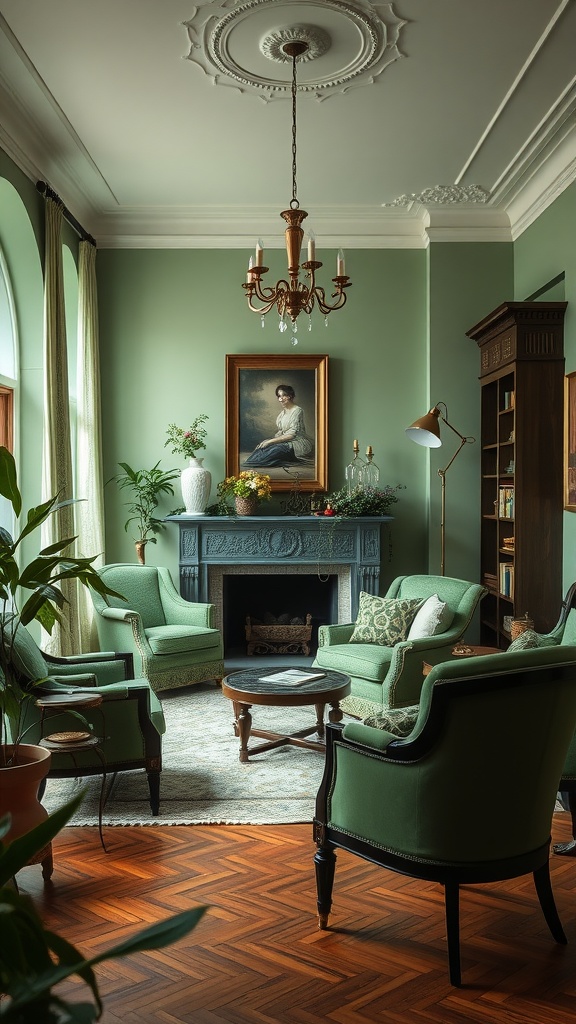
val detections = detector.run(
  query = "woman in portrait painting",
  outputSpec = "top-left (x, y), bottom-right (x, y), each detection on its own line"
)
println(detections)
top-left (243, 384), bottom-right (314, 468)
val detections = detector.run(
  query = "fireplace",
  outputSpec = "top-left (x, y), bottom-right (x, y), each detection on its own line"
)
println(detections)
top-left (222, 570), bottom-right (339, 658)
top-left (166, 514), bottom-right (392, 658)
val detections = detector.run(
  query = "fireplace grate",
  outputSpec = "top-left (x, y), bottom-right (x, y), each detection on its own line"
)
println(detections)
top-left (245, 614), bottom-right (312, 656)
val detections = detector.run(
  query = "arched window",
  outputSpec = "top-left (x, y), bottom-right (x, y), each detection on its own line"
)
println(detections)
top-left (0, 246), bottom-right (17, 450)
top-left (0, 245), bottom-right (18, 535)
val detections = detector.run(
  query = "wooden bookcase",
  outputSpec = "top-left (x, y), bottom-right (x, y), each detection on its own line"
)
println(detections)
top-left (467, 301), bottom-right (567, 646)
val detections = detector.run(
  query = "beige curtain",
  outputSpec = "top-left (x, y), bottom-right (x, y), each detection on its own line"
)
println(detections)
top-left (41, 197), bottom-right (80, 656)
top-left (76, 240), bottom-right (106, 650)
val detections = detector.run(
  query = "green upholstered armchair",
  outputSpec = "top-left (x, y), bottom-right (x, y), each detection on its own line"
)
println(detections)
top-left (90, 563), bottom-right (224, 693)
top-left (6, 625), bottom-right (165, 814)
top-left (312, 574), bottom-right (487, 714)
top-left (313, 645), bottom-right (576, 986)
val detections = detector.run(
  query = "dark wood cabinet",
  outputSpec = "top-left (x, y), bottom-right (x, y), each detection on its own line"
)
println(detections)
top-left (467, 301), bottom-right (567, 645)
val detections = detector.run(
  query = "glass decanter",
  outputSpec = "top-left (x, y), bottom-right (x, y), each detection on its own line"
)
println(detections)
top-left (360, 446), bottom-right (380, 489)
top-left (345, 439), bottom-right (366, 494)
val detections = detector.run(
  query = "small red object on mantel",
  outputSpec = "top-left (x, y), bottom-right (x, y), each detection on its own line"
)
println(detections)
top-left (324, 504), bottom-right (335, 516)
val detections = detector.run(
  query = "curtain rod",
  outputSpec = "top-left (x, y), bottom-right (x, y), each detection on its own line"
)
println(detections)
top-left (36, 180), bottom-right (96, 247)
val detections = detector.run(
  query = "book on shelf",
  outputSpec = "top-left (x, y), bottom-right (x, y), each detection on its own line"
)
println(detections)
top-left (498, 486), bottom-right (515, 519)
top-left (499, 562), bottom-right (514, 598)
top-left (259, 669), bottom-right (326, 686)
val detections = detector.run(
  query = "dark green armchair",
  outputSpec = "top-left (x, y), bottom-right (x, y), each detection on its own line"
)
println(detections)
top-left (312, 574), bottom-right (487, 715)
top-left (7, 626), bottom-right (165, 815)
top-left (313, 645), bottom-right (576, 986)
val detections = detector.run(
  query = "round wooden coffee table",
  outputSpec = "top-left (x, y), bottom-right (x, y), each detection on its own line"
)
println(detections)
top-left (222, 667), bottom-right (351, 763)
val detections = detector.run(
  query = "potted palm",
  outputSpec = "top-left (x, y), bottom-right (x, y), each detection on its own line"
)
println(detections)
top-left (112, 461), bottom-right (180, 563)
top-left (0, 795), bottom-right (206, 1022)
top-left (0, 445), bottom-right (118, 844)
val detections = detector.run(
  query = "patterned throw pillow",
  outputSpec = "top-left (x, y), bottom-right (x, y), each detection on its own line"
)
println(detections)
top-left (507, 628), bottom-right (555, 651)
top-left (349, 593), bottom-right (424, 646)
top-left (363, 704), bottom-right (420, 736)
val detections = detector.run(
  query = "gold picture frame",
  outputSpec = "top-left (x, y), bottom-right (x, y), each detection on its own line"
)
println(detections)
top-left (225, 354), bottom-right (328, 492)
top-left (564, 371), bottom-right (576, 511)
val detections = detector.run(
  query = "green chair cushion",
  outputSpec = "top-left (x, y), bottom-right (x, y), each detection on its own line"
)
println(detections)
top-left (145, 625), bottom-right (222, 656)
top-left (350, 593), bottom-right (423, 646)
top-left (315, 642), bottom-right (394, 682)
top-left (10, 628), bottom-right (49, 682)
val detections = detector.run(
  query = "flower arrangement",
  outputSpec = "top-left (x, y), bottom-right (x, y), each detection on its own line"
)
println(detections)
top-left (217, 471), bottom-right (272, 503)
top-left (325, 484), bottom-right (402, 518)
top-left (165, 415), bottom-right (209, 460)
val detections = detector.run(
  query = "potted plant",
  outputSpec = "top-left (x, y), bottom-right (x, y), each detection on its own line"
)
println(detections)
top-left (323, 483), bottom-right (402, 518)
top-left (216, 471), bottom-right (272, 516)
top-left (112, 461), bottom-right (180, 563)
top-left (0, 445), bottom-right (118, 843)
top-left (165, 416), bottom-right (211, 516)
top-left (0, 795), bottom-right (206, 1022)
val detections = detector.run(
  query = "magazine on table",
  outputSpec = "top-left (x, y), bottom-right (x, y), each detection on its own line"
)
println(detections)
top-left (259, 669), bottom-right (326, 686)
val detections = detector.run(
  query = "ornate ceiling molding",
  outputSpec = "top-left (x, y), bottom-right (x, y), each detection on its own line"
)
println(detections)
top-left (183, 0), bottom-right (406, 102)
top-left (386, 184), bottom-right (491, 208)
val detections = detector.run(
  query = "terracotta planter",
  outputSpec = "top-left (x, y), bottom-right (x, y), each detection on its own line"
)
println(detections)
top-left (0, 743), bottom-right (52, 845)
top-left (235, 495), bottom-right (257, 516)
top-left (135, 540), bottom-right (148, 565)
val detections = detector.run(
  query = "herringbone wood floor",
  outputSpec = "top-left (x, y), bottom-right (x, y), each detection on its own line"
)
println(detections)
top-left (19, 813), bottom-right (576, 1023)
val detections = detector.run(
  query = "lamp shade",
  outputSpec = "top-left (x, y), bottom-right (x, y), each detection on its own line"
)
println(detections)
top-left (405, 407), bottom-right (442, 448)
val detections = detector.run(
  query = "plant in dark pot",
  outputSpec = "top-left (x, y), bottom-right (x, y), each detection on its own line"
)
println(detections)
top-left (0, 446), bottom-right (118, 845)
top-left (112, 462), bottom-right (180, 564)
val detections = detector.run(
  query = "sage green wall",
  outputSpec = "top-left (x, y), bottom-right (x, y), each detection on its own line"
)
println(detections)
top-left (96, 241), bottom-right (514, 595)
top-left (96, 247), bottom-right (430, 587)
top-left (514, 180), bottom-right (576, 591)
top-left (427, 242), bottom-right (514, 582)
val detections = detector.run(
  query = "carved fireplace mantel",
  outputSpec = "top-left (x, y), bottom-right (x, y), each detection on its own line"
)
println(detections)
top-left (165, 515), bottom-right (392, 628)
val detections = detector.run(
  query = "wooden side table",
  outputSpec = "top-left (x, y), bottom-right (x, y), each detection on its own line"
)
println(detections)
top-left (36, 692), bottom-right (108, 851)
top-left (423, 645), bottom-right (501, 677)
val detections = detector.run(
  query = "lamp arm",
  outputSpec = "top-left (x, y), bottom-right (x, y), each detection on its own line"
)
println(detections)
top-left (435, 404), bottom-right (475, 476)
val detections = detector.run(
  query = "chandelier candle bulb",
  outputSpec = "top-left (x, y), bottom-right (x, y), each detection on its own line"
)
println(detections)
top-left (247, 255), bottom-right (255, 282)
top-left (308, 232), bottom-right (316, 262)
top-left (255, 240), bottom-right (264, 267)
top-left (337, 249), bottom-right (345, 276)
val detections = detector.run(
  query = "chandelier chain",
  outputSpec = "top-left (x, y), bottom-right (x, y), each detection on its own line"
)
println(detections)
top-left (291, 53), bottom-right (299, 209)
top-left (241, 35), bottom-right (351, 337)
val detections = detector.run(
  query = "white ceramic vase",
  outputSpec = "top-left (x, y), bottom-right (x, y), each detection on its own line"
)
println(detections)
top-left (180, 457), bottom-right (211, 516)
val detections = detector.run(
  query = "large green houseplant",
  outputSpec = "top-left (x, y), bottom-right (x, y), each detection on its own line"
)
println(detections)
top-left (112, 462), bottom-right (180, 564)
top-left (0, 445), bottom-right (118, 764)
top-left (0, 795), bottom-right (206, 1022)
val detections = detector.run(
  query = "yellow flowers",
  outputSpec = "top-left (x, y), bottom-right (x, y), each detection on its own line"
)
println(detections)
top-left (217, 471), bottom-right (272, 502)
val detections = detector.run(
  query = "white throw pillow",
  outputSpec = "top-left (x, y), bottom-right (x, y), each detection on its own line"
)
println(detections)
top-left (407, 594), bottom-right (454, 640)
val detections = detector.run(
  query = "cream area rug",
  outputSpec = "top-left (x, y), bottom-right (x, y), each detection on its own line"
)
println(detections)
top-left (41, 682), bottom-right (334, 827)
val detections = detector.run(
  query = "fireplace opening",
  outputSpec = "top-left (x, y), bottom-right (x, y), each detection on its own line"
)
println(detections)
top-left (223, 573), bottom-right (338, 659)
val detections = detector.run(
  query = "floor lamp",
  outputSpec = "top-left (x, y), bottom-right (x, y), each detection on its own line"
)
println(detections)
top-left (405, 403), bottom-right (475, 576)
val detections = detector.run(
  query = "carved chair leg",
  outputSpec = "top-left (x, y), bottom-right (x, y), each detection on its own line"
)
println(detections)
top-left (444, 882), bottom-right (462, 987)
top-left (534, 861), bottom-right (567, 944)
top-left (314, 844), bottom-right (337, 929)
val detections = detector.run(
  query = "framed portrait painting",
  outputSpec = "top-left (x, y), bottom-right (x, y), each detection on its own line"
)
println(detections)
top-left (226, 354), bottom-right (328, 492)
top-left (565, 371), bottom-right (576, 511)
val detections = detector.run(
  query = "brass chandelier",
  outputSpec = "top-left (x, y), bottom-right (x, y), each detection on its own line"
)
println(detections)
top-left (242, 39), bottom-right (352, 345)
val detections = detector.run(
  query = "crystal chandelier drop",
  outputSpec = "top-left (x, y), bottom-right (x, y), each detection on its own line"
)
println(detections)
top-left (242, 40), bottom-right (352, 345)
